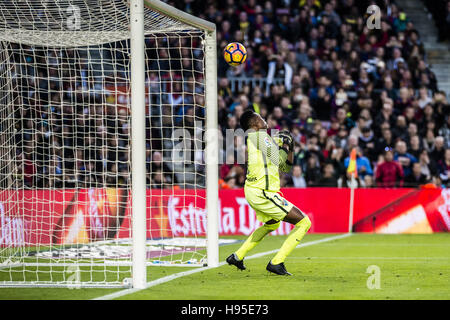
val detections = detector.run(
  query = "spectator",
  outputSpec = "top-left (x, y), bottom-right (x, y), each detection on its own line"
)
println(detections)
top-left (437, 148), bottom-right (450, 186)
top-left (344, 147), bottom-right (373, 179)
top-left (289, 165), bottom-right (307, 188)
top-left (408, 134), bottom-right (422, 159)
top-left (362, 174), bottom-right (374, 188)
top-left (374, 101), bottom-right (395, 133)
top-left (417, 86), bottom-right (432, 109)
top-left (358, 126), bottom-right (377, 162)
top-left (149, 151), bottom-right (178, 185)
top-left (392, 115), bottom-right (408, 141)
top-left (304, 154), bottom-right (321, 186)
top-left (438, 115), bottom-right (450, 148)
top-left (224, 165), bottom-right (246, 188)
top-left (394, 140), bottom-right (417, 178)
top-left (328, 146), bottom-right (345, 180)
top-left (150, 170), bottom-right (168, 189)
top-left (404, 162), bottom-right (429, 187)
top-left (375, 148), bottom-right (404, 188)
top-left (430, 136), bottom-right (446, 166)
top-left (417, 149), bottom-right (434, 181)
top-left (318, 163), bottom-right (338, 187)
top-left (267, 55), bottom-right (293, 93)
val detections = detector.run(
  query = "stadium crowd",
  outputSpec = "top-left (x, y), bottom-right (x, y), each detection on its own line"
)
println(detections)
top-left (8, 0), bottom-right (450, 190)
top-left (171, 0), bottom-right (450, 189)
top-left (10, 32), bottom-right (205, 189)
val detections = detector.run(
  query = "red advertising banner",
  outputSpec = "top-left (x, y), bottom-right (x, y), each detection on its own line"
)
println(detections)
top-left (0, 187), bottom-right (449, 247)
top-left (352, 188), bottom-right (450, 233)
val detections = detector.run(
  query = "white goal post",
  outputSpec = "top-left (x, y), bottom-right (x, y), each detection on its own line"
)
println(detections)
top-left (0, 0), bottom-right (218, 288)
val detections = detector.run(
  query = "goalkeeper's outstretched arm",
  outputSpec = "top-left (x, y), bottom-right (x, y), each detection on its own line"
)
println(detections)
top-left (279, 148), bottom-right (293, 173)
top-left (277, 132), bottom-right (294, 173)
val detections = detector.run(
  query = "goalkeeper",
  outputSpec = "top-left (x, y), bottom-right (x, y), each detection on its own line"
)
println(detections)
top-left (226, 110), bottom-right (311, 276)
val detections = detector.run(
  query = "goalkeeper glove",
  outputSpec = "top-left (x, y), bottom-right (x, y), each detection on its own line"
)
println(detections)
top-left (278, 130), bottom-right (294, 152)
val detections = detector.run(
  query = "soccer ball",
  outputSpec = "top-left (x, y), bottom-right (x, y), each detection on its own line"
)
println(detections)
top-left (223, 42), bottom-right (247, 67)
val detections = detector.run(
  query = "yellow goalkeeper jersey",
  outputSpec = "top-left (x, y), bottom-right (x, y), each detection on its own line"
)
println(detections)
top-left (245, 131), bottom-right (291, 192)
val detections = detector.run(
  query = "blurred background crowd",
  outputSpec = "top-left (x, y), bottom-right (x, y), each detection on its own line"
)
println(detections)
top-left (5, 0), bottom-right (450, 190)
top-left (173, 0), bottom-right (450, 189)
top-left (7, 27), bottom-right (206, 190)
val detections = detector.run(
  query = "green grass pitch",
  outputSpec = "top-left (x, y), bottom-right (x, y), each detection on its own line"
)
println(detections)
top-left (0, 233), bottom-right (449, 300)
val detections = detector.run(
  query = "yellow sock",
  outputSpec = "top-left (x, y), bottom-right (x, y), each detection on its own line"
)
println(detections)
top-left (271, 216), bottom-right (311, 265)
top-left (235, 222), bottom-right (280, 260)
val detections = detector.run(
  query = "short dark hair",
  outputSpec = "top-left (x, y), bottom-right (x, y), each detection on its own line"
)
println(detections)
top-left (239, 109), bottom-right (256, 131)
top-left (361, 126), bottom-right (371, 133)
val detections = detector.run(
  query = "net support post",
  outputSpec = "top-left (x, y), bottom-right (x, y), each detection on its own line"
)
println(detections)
top-left (205, 29), bottom-right (219, 268)
top-left (130, 0), bottom-right (147, 289)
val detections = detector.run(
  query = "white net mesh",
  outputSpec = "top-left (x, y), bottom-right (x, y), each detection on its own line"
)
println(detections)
top-left (0, 0), bottom-right (211, 287)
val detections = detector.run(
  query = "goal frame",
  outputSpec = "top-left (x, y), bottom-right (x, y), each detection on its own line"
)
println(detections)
top-left (131, 0), bottom-right (218, 289)
top-left (0, 0), bottom-right (218, 289)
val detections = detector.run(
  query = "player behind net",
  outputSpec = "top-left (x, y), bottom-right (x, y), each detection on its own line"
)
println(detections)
top-left (226, 109), bottom-right (311, 276)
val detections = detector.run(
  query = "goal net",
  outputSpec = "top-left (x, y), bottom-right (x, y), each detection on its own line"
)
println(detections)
top-left (0, 0), bottom-right (218, 288)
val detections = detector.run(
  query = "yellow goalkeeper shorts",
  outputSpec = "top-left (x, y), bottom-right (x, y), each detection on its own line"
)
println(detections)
top-left (244, 185), bottom-right (294, 223)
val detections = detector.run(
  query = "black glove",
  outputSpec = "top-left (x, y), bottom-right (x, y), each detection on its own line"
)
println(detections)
top-left (278, 130), bottom-right (294, 152)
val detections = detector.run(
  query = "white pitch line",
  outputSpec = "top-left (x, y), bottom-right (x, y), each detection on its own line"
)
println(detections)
top-left (93, 233), bottom-right (353, 300)
top-left (289, 256), bottom-right (450, 260)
